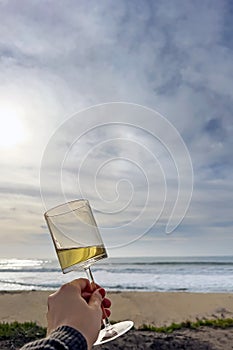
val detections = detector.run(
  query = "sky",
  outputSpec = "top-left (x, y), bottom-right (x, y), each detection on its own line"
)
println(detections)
top-left (0, 0), bottom-right (233, 259)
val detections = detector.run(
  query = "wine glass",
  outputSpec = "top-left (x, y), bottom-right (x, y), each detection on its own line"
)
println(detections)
top-left (44, 199), bottom-right (133, 345)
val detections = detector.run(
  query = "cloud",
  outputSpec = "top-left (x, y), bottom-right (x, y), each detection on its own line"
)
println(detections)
top-left (0, 0), bottom-right (232, 257)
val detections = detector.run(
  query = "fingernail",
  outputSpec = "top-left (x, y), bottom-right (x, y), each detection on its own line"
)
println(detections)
top-left (98, 288), bottom-right (105, 298)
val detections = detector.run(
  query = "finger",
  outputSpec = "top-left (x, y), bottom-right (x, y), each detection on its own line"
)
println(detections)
top-left (102, 297), bottom-right (111, 309)
top-left (82, 289), bottom-right (110, 305)
top-left (69, 278), bottom-right (92, 293)
top-left (102, 308), bottom-right (111, 318)
top-left (81, 291), bottom-right (92, 303)
top-left (98, 288), bottom-right (106, 298)
top-left (88, 289), bottom-right (103, 309)
top-left (93, 283), bottom-right (107, 294)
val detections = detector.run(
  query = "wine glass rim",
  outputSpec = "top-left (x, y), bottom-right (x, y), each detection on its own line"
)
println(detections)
top-left (44, 199), bottom-right (90, 218)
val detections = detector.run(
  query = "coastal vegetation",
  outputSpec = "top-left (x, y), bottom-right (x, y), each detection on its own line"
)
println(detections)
top-left (0, 318), bottom-right (233, 345)
top-left (139, 318), bottom-right (233, 333)
top-left (0, 321), bottom-right (46, 348)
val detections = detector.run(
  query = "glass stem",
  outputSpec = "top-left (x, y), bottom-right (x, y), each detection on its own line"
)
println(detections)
top-left (85, 267), bottom-right (111, 328)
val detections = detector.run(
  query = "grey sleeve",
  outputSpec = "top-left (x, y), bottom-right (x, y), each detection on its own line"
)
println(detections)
top-left (20, 325), bottom-right (87, 350)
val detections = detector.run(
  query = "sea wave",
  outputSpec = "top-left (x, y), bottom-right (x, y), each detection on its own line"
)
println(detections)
top-left (0, 256), bottom-right (233, 293)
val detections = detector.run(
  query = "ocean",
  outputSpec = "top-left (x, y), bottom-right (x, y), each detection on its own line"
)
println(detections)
top-left (0, 256), bottom-right (233, 293)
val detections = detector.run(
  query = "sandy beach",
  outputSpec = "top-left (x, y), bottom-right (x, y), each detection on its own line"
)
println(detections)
top-left (1, 291), bottom-right (233, 327)
top-left (0, 291), bottom-right (233, 349)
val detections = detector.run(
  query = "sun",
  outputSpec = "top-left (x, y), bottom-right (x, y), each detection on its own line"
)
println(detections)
top-left (0, 105), bottom-right (27, 148)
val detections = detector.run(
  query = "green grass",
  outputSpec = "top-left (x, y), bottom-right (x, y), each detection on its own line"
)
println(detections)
top-left (139, 318), bottom-right (233, 333)
top-left (0, 321), bottom-right (46, 344)
top-left (0, 318), bottom-right (232, 347)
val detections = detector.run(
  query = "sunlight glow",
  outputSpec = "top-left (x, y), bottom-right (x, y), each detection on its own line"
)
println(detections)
top-left (0, 105), bottom-right (27, 148)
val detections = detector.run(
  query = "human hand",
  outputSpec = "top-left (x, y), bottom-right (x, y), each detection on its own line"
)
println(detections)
top-left (47, 278), bottom-right (111, 349)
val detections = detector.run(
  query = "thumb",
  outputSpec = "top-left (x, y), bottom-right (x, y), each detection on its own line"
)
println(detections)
top-left (88, 289), bottom-right (103, 309)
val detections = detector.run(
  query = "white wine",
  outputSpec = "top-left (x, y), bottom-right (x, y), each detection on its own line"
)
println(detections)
top-left (57, 245), bottom-right (107, 272)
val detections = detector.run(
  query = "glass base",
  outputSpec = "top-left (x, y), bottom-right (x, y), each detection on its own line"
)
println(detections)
top-left (94, 320), bottom-right (134, 346)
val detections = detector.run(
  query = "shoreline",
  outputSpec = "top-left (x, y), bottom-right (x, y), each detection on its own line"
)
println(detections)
top-left (0, 291), bottom-right (233, 328)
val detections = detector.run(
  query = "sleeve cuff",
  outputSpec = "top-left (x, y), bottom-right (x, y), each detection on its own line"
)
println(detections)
top-left (49, 325), bottom-right (87, 350)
